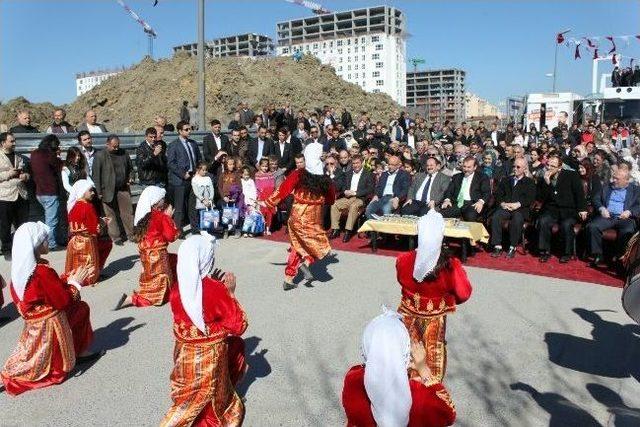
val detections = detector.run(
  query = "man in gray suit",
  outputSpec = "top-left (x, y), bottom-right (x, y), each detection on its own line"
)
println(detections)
top-left (92, 135), bottom-right (134, 244)
top-left (400, 156), bottom-right (450, 217)
top-left (76, 110), bottom-right (108, 133)
top-left (166, 120), bottom-right (201, 236)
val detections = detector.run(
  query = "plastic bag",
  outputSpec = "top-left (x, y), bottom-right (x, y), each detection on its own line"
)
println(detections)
top-left (200, 208), bottom-right (219, 231)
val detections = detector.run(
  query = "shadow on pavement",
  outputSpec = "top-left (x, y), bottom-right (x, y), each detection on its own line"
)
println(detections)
top-left (545, 308), bottom-right (640, 381)
top-left (237, 336), bottom-right (271, 397)
top-left (510, 382), bottom-right (602, 426)
top-left (587, 383), bottom-right (640, 427)
top-left (102, 254), bottom-right (139, 275)
top-left (92, 317), bottom-right (146, 351)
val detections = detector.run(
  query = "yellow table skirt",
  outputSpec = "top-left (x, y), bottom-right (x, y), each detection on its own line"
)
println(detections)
top-left (358, 218), bottom-right (489, 245)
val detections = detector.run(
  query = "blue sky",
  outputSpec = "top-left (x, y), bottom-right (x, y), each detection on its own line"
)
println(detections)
top-left (1, 0), bottom-right (639, 107)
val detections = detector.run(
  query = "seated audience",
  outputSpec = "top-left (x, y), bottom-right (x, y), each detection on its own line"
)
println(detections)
top-left (440, 156), bottom-right (491, 222)
top-left (401, 156), bottom-right (450, 217)
top-left (365, 155), bottom-right (410, 219)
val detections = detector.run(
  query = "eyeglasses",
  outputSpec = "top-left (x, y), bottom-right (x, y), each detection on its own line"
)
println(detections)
top-left (181, 127), bottom-right (192, 132)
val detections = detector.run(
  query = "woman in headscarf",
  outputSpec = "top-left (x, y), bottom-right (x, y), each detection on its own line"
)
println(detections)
top-left (115, 186), bottom-right (178, 310)
top-left (396, 210), bottom-right (472, 385)
top-left (260, 143), bottom-right (336, 290)
top-left (64, 179), bottom-right (112, 285)
top-left (1, 222), bottom-right (103, 395)
top-left (160, 233), bottom-right (247, 426)
top-left (342, 308), bottom-right (457, 427)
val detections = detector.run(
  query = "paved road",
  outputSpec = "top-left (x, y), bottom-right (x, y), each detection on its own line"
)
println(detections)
top-left (0, 237), bottom-right (638, 426)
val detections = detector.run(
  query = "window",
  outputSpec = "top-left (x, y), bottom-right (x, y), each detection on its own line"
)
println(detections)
top-left (372, 35), bottom-right (380, 42)
top-left (338, 48), bottom-right (343, 54)
top-left (372, 71), bottom-right (380, 77)
top-left (373, 89), bottom-right (381, 93)
top-left (330, 41), bottom-right (334, 47)
top-left (355, 64), bottom-right (359, 70)
top-left (313, 43), bottom-right (318, 49)
top-left (348, 74), bottom-right (351, 79)
top-left (347, 57), bottom-right (351, 62)
top-left (337, 40), bottom-right (343, 46)
top-left (282, 48), bottom-right (290, 54)
top-left (361, 37), bottom-right (366, 43)
top-left (347, 39), bottom-right (351, 45)
top-left (376, 62), bottom-right (383, 69)
top-left (372, 53), bottom-right (380, 60)
top-left (338, 66), bottom-right (342, 71)
top-left (323, 42), bottom-right (326, 48)
top-left (361, 63), bottom-right (365, 69)
top-left (354, 47), bottom-right (358, 53)
top-left (376, 80), bottom-right (384, 86)
top-left (347, 65), bottom-right (351, 71)
top-left (375, 44), bottom-right (383, 51)
top-left (362, 55), bottom-right (365, 61)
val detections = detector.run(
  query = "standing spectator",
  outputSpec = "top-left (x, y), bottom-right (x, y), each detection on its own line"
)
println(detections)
top-left (273, 127), bottom-right (303, 171)
top-left (188, 103), bottom-right (199, 130)
top-left (45, 109), bottom-right (75, 134)
top-left (329, 154), bottom-right (374, 242)
top-left (365, 155), bottom-right (410, 219)
top-left (588, 168), bottom-right (640, 267)
top-left (536, 155), bottom-right (588, 263)
top-left (239, 103), bottom-right (255, 127)
top-left (77, 110), bottom-right (108, 133)
top-left (30, 134), bottom-right (63, 250)
top-left (155, 115), bottom-right (174, 132)
top-left (92, 135), bottom-right (135, 245)
top-left (440, 157), bottom-right (491, 222)
top-left (341, 108), bottom-right (354, 130)
top-left (246, 125), bottom-right (274, 168)
top-left (179, 100), bottom-right (190, 123)
top-left (61, 147), bottom-right (88, 194)
top-left (0, 132), bottom-right (30, 256)
top-left (203, 119), bottom-right (230, 171)
top-left (489, 158), bottom-right (537, 258)
top-left (400, 157), bottom-right (450, 217)
top-left (227, 112), bottom-right (242, 131)
top-left (167, 121), bottom-right (201, 235)
top-left (136, 127), bottom-right (167, 187)
top-left (227, 128), bottom-right (246, 160)
top-left (77, 130), bottom-right (99, 176)
top-left (9, 110), bottom-right (39, 133)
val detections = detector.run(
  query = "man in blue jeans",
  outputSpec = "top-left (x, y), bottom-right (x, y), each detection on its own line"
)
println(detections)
top-left (365, 155), bottom-right (410, 219)
top-left (30, 134), bottom-right (63, 250)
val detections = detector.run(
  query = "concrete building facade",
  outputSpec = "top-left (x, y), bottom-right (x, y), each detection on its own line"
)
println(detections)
top-left (276, 6), bottom-right (407, 106)
top-left (465, 92), bottom-right (500, 119)
top-left (173, 33), bottom-right (274, 58)
top-left (76, 68), bottom-right (125, 97)
top-left (406, 69), bottom-right (466, 123)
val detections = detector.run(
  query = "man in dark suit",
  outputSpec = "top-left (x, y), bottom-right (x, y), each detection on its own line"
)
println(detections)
top-left (273, 127), bottom-right (302, 171)
top-left (365, 155), bottom-right (410, 219)
top-left (536, 154), bottom-right (588, 263)
top-left (202, 119), bottom-right (230, 172)
top-left (166, 120), bottom-right (201, 236)
top-left (400, 156), bottom-right (450, 217)
top-left (587, 168), bottom-right (640, 266)
top-left (440, 156), bottom-right (491, 222)
top-left (92, 135), bottom-right (134, 244)
top-left (322, 127), bottom-right (348, 153)
top-left (329, 154), bottom-right (374, 242)
top-left (136, 127), bottom-right (167, 187)
top-left (246, 125), bottom-right (274, 168)
top-left (490, 157), bottom-right (536, 258)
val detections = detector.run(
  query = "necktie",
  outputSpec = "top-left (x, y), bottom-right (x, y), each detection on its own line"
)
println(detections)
top-left (457, 176), bottom-right (469, 208)
top-left (420, 174), bottom-right (432, 203)
top-left (184, 141), bottom-right (195, 172)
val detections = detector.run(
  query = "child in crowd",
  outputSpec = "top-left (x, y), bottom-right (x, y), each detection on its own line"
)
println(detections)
top-left (191, 161), bottom-right (216, 232)
top-left (218, 157), bottom-right (243, 236)
top-left (240, 166), bottom-right (264, 237)
top-left (254, 158), bottom-right (275, 234)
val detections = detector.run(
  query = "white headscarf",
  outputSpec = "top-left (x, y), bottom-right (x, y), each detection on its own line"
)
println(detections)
top-left (11, 222), bottom-right (50, 300)
top-left (304, 142), bottom-right (324, 175)
top-left (66, 179), bottom-right (94, 213)
top-left (413, 209), bottom-right (445, 282)
top-left (134, 186), bottom-right (166, 226)
top-left (176, 232), bottom-right (217, 333)
top-left (362, 307), bottom-right (412, 427)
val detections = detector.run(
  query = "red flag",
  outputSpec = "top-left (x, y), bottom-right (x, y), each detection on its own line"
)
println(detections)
top-left (583, 37), bottom-right (596, 49)
top-left (606, 36), bottom-right (617, 53)
top-left (574, 44), bottom-right (581, 59)
top-left (593, 48), bottom-right (599, 60)
top-left (556, 33), bottom-right (565, 44)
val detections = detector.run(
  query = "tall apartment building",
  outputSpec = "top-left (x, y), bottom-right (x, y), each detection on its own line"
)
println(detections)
top-left (173, 33), bottom-right (274, 58)
top-left (406, 69), bottom-right (466, 123)
top-left (276, 6), bottom-right (407, 106)
top-left (75, 68), bottom-right (124, 97)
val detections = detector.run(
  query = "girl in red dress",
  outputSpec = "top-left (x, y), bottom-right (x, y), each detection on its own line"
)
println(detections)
top-left (64, 179), bottom-right (112, 285)
top-left (116, 186), bottom-right (178, 309)
top-left (160, 233), bottom-right (247, 426)
top-left (342, 308), bottom-right (456, 427)
top-left (396, 210), bottom-right (472, 386)
top-left (1, 222), bottom-right (103, 395)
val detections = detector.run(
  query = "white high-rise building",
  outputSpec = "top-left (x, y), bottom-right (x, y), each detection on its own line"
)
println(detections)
top-left (276, 6), bottom-right (407, 106)
top-left (75, 68), bottom-right (124, 97)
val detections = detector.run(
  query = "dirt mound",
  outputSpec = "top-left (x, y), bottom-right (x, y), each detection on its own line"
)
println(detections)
top-left (0, 97), bottom-right (66, 132)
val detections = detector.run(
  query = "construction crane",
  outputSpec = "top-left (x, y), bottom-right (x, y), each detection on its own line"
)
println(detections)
top-left (285, 0), bottom-right (332, 15)
top-left (411, 58), bottom-right (426, 73)
top-left (115, 0), bottom-right (158, 59)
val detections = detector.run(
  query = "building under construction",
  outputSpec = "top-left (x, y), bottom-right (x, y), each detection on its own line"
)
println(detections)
top-left (406, 69), bottom-right (466, 123)
top-left (173, 33), bottom-right (274, 58)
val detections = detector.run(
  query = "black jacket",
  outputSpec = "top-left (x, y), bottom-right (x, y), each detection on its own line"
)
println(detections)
top-left (494, 175), bottom-right (536, 219)
top-left (135, 140), bottom-right (167, 186)
top-left (246, 138), bottom-right (275, 166)
top-left (273, 137), bottom-right (303, 170)
top-left (203, 132), bottom-right (231, 173)
top-left (537, 169), bottom-right (587, 218)
top-left (338, 169), bottom-right (375, 201)
top-left (445, 172), bottom-right (491, 205)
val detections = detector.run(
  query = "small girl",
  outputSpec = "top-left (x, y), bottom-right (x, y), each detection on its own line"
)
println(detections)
top-left (254, 158), bottom-right (275, 234)
top-left (191, 161), bottom-right (216, 232)
top-left (240, 166), bottom-right (263, 237)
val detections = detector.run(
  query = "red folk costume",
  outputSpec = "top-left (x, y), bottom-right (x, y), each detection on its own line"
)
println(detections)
top-left (132, 186), bottom-right (179, 307)
top-left (64, 180), bottom-right (112, 286)
top-left (1, 222), bottom-right (93, 396)
top-left (161, 234), bottom-right (248, 427)
top-left (397, 211), bottom-right (472, 385)
top-left (264, 144), bottom-right (335, 279)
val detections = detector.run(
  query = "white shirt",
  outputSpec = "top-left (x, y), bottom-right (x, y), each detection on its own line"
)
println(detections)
top-left (415, 172), bottom-right (437, 202)
top-left (256, 139), bottom-right (266, 162)
top-left (406, 134), bottom-right (415, 150)
top-left (491, 130), bottom-right (498, 146)
top-left (213, 133), bottom-right (222, 150)
top-left (87, 124), bottom-right (103, 134)
top-left (349, 169), bottom-right (363, 193)
top-left (383, 172), bottom-right (398, 196)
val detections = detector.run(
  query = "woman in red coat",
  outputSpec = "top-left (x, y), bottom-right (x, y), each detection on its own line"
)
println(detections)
top-left (396, 210), bottom-right (472, 385)
top-left (160, 233), bottom-right (248, 426)
top-left (342, 309), bottom-right (456, 427)
top-left (116, 186), bottom-right (178, 309)
top-left (64, 179), bottom-right (112, 285)
top-left (1, 222), bottom-right (103, 395)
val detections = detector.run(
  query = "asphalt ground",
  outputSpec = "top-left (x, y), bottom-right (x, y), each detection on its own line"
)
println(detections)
top-left (0, 237), bottom-right (638, 426)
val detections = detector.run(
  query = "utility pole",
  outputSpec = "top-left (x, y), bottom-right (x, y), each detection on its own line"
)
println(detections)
top-left (197, 0), bottom-right (206, 130)
top-left (553, 29), bottom-right (571, 93)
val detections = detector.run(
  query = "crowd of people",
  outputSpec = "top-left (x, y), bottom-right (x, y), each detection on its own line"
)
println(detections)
top-left (3, 105), bottom-right (640, 269)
